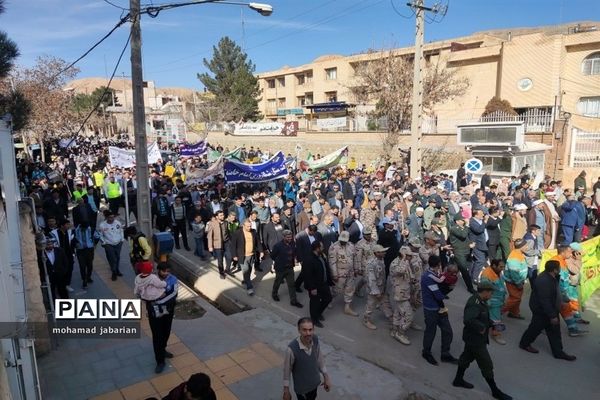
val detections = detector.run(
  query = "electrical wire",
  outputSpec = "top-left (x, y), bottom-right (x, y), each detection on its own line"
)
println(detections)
top-left (102, 0), bottom-right (129, 11)
top-left (51, 14), bottom-right (131, 81)
top-left (391, 0), bottom-right (415, 19)
top-left (64, 31), bottom-right (132, 147)
top-left (147, 0), bottom-right (380, 73)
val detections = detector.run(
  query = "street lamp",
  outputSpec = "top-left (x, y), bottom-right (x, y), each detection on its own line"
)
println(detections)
top-left (129, 0), bottom-right (273, 237)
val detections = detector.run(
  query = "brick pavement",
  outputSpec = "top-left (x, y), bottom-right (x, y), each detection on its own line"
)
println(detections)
top-left (37, 247), bottom-right (285, 400)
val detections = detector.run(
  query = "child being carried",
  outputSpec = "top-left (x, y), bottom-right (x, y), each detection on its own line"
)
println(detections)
top-left (134, 261), bottom-right (169, 317)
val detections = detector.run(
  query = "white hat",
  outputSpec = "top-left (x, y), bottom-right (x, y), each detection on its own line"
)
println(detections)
top-left (514, 204), bottom-right (528, 211)
top-left (545, 191), bottom-right (557, 197)
top-left (532, 199), bottom-right (543, 206)
top-left (402, 192), bottom-right (412, 199)
top-left (299, 181), bottom-right (306, 187)
top-left (415, 207), bottom-right (424, 212)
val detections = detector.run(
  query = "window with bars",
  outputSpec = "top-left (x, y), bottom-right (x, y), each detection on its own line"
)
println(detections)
top-left (577, 96), bottom-right (600, 117)
top-left (582, 52), bottom-right (600, 75)
top-left (267, 79), bottom-right (275, 89)
top-left (277, 77), bottom-right (285, 88)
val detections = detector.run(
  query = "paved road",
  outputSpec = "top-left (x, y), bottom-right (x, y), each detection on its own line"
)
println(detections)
top-left (174, 250), bottom-right (600, 400)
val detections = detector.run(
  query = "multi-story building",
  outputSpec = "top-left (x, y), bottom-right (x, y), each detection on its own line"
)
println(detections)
top-left (256, 21), bottom-right (600, 182)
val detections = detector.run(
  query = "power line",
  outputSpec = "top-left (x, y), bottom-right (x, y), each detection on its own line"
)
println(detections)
top-left (52, 14), bottom-right (131, 81)
top-left (102, 0), bottom-right (129, 10)
top-left (148, 0), bottom-right (386, 74)
top-left (150, 0), bottom-right (339, 70)
top-left (391, 0), bottom-right (414, 19)
top-left (65, 31), bottom-right (132, 147)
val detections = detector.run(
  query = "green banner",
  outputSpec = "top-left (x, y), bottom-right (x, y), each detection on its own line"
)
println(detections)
top-left (305, 146), bottom-right (348, 170)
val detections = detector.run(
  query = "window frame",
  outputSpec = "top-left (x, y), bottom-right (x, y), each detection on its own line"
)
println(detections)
top-left (577, 96), bottom-right (600, 117)
top-left (582, 52), bottom-right (600, 75)
top-left (325, 67), bottom-right (337, 80)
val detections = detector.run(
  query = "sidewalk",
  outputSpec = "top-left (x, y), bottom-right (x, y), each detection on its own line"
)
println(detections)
top-left (37, 241), bottom-right (413, 400)
top-left (37, 248), bottom-right (287, 400)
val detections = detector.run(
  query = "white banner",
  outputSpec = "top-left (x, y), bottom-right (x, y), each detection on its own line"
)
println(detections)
top-left (185, 157), bottom-right (225, 184)
top-left (108, 142), bottom-right (162, 168)
top-left (316, 117), bottom-right (347, 130)
top-left (234, 122), bottom-right (284, 135)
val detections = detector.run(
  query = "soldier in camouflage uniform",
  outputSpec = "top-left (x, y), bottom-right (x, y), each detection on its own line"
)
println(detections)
top-left (354, 226), bottom-right (375, 297)
top-left (407, 237), bottom-right (425, 331)
top-left (389, 246), bottom-right (420, 345)
top-left (328, 231), bottom-right (359, 316)
top-left (420, 230), bottom-right (441, 265)
top-left (360, 199), bottom-right (380, 240)
top-left (363, 244), bottom-right (393, 330)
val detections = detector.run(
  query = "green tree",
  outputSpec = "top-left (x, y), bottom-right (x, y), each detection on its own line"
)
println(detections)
top-left (197, 36), bottom-right (261, 121)
top-left (0, 0), bottom-right (31, 131)
top-left (72, 86), bottom-right (119, 115)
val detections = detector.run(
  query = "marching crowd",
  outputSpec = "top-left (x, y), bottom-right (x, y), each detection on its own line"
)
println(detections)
top-left (16, 138), bottom-right (600, 400)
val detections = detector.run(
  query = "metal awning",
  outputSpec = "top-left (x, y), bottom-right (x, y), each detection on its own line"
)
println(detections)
top-left (305, 101), bottom-right (354, 113)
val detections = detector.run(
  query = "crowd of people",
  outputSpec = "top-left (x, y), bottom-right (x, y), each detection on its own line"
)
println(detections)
top-left (16, 138), bottom-right (600, 400)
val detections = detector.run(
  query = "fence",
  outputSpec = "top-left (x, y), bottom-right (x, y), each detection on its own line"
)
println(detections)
top-left (570, 128), bottom-right (600, 168)
top-left (480, 109), bottom-right (553, 133)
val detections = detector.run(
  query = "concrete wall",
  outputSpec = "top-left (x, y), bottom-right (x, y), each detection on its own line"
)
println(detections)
top-left (0, 356), bottom-right (11, 400)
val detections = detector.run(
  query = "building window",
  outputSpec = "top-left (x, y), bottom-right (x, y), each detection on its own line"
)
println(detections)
top-left (278, 97), bottom-right (286, 108)
top-left (297, 96), bottom-right (306, 107)
top-left (267, 99), bottom-right (276, 109)
top-left (277, 77), bottom-right (285, 88)
top-left (480, 156), bottom-right (512, 174)
top-left (325, 67), bottom-right (337, 80)
top-left (267, 79), bottom-right (275, 89)
top-left (582, 52), bottom-right (600, 75)
top-left (296, 74), bottom-right (305, 85)
top-left (325, 91), bottom-right (337, 102)
top-left (577, 96), bottom-right (600, 117)
top-left (305, 92), bottom-right (313, 105)
top-left (306, 71), bottom-right (313, 83)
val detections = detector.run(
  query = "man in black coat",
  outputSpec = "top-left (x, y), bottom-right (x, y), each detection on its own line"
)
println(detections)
top-left (231, 219), bottom-right (262, 295)
top-left (294, 225), bottom-right (323, 292)
top-left (303, 241), bottom-right (333, 328)
top-left (43, 237), bottom-right (69, 301)
top-left (519, 260), bottom-right (576, 361)
top-left (263, 213), bottom-right (284, 254)
top-left (469, 208), bottom-right (488, 283)
top-left (271, 230), bottom-right (303, 308)
top-left (343, 209), bottom-right (362, 244)
top-left (485, 206), bottom-right (502, 261)
top-left (43, 189), bottom-right (68, 221)
top-left (72, 196), bottom-right (95, 229)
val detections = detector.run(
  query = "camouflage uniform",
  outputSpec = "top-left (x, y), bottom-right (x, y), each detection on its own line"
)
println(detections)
top-left (354, 237), bottom-right (375, 296)
top-left (409, 251), bottom-right (424, 309)
top-left (328, 241), bottom-right (357, 304)
top-left (360, 208), bottom-right (379, 240)
top-left (364, 256), bottom-right (392, 320)
top-left (389, 257), bottom-right (415, 332)
top-left (419, 243), bottom-right (440, 265)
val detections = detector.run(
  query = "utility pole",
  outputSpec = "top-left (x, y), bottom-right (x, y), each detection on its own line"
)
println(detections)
top-left (406, 1), bottom-right (446, 179)
top-left (130, 0), bottom-right (153, 236)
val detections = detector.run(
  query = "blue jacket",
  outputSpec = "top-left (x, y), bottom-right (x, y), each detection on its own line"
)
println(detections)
top-left (468, 218), bottom-right (488, 251)
top-left (574, 201), bottom-right (586, 229)
top-left (560, 201), bottom-right (579, 227)
top-left (421, 269), bottom-right (446, 311)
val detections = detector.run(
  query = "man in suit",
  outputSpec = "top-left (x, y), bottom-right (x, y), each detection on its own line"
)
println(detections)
top-left (43, 236), bottom-right (69, 301)
top-left (486, 206), bottom-right (502, 261)
top-left (519, 260), bottom-right (576, 361)
top-left (72, 196), bottom-right (96, 231)
top-left (317, 213), bottom-right (338, 254)
top-left (263, 213), bottom-right (284, 255)
top-left (231, 219), bottom-right (262, 295)
top-left (343, 209), bottom-right (362, 244)
top-left (303, 241), bottom-right (333, 328)
top-left (469, 208), bottom-right (489, 283)
top-left (294, 225), bottom-right (323, 293)
top-left (271, 230), bottom-right (303, 308)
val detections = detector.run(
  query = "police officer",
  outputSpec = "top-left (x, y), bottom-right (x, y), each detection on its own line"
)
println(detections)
top-left (363, 244), bottom-right (392, 330)
top-left (328, 231), bottom-right (359, 316)
top-left (449, 214), bottom-right (475, 293)
top-left (453, 282), bottom-right (512, 400)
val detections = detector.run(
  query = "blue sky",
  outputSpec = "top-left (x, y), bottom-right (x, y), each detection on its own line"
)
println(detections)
top-left (2, 0), bottom-right (599, 89)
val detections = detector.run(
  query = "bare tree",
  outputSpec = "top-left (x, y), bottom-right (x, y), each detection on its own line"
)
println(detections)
top-left (7, 56), bottom-right (80, 143)
top-left (350, 49), bottom-right (469, 159)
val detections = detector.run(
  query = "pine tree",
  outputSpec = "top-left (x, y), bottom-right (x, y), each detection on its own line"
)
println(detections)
top-left (0, 0), bottom-right (31, 131)
top-left (197, 37), bottom-right (261, 121)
